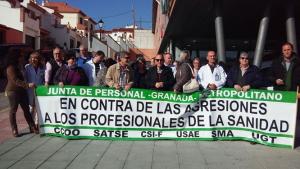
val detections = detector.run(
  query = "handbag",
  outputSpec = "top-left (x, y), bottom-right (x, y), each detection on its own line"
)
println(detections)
top-left (182, 64), bottom-right (199, 93)
top-left (183, 78), bottom-right (199, 93)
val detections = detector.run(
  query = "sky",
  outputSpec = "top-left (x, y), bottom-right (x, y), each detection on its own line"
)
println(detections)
top-left (42, 0), bottom-right (152, 30)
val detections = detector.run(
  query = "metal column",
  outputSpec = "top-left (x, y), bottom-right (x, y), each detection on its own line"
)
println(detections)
top-left (253, 4), bottom-right (270, 67)
top-left (286, 0), bottom-right (298, 54)
top-left (215, 0), bottom-right (226, 63)
top-left (169, 40), bottom-right (173, 55)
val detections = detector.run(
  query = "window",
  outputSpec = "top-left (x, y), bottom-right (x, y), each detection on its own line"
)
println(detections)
top-left (90, 24), bottom-right (93, 31)
top-left (79, 17), bottom-right (83, 24)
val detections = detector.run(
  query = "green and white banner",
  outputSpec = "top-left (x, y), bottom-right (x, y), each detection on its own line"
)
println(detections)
top-left (36, 86), bottom-right (298, 148)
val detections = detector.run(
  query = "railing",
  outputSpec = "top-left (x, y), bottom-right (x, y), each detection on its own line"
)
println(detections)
top-left (25, 14), bottom-right (39, 30)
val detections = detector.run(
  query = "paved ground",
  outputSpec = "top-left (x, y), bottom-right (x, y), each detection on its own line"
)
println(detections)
top-left (0, 135), bottom-right (300, 169)
top-left (0, 93), bottom-right (30, 144)
top-left (0, 93), bottom-right (300, 169)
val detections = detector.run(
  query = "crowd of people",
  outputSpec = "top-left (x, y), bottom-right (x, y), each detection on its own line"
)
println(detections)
top-left (4, 42), bottom-right (300, 137)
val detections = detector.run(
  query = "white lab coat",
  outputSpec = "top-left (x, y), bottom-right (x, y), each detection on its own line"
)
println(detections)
top-left (82, 60), bottom-right (106, 86)
top-left (198, 64), bottom-right (227, 89)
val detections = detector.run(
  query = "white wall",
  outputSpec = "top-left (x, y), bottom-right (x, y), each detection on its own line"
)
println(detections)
top-left (0, 1), bottom-right (23, 31)
top-left (106, 35), bottom-right (121, 52)
top-left (89, 36), bottom-right (108, 55)
top-left (60, 13), bottom-right (78, 28)
top-left (50, 26), bottom-right (69, 47)
top-left (118, 37), bottom-right (128, 51)
top-left (134, 30), bottom-right (154, 49)
top-left (108, 31), bottom-right (133, 42)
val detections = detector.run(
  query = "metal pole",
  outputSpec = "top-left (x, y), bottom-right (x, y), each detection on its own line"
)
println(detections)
top-left (100, 28), bottom-right (102, 41)
top-left (215, 0), bottom-right (226, 63)
top-left (253, 4), bottom-right (270, 67)
top-left (286, 0), bottom-right (298, 54)
top-left (169, 40), bottom-right (173, 55)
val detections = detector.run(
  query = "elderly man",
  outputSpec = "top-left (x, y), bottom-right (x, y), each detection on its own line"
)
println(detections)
top-left (82, 50), bottom-right (106, 86)
top-left (198, 50), bottom-right (227, 90)
top-left (173, 50), bottom-right (193, 92)
top-left (145, 54), bottom-right (175, 91)
top-left (271, 42), bottom-right (300, 91)
top-left (105, 51), bottom-right (134, 91)
top-left (164, 53), bottom-right (176, 76)
top-left (77, 45), bottom-right (91, 67)
top-left (226, 52), bottom-right (263, 92)
top-left (45, 47), bottom-right (65, 86)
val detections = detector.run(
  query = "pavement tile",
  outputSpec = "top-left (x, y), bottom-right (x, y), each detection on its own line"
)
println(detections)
top-left (152, 141), bottom-right (180, 169)
top-left (66, 140), bottom-right (111, 169)
top-left (94, 141), bottom-right (133, 169)
top-left (123, 141), bottom-right (154, 169)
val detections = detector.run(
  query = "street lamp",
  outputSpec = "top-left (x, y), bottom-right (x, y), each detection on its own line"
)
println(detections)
top-left (98, 19), bottom-right (104, 40)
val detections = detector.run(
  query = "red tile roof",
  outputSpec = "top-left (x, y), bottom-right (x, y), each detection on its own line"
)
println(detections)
top-left (29, 1), bottom-right (47, 13)
top-left (44, 2), bottom-right (86, 16)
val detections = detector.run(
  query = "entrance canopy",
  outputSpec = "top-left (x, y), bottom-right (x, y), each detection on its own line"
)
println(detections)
top-left (159, 0), bottom-right (300, 61)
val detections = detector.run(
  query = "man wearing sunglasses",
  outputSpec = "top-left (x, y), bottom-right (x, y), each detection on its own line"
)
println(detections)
top-left (145, 54), bottom-right (175, 91)
top-left (226, 52), bottom-right (263, 92)
top-left (105, 51), bottom-right (134, 91)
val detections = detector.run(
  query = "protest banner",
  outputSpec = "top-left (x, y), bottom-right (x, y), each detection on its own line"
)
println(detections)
top-left (36, 86), bottom-right (298, 149)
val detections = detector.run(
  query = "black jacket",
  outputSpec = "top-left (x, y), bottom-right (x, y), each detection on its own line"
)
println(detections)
top-left (145, 65), bottom-right (175, 91)
top-left (226, 65), bottom-right (263, 88)
top-left (270, 55), bottom-right (300, 91)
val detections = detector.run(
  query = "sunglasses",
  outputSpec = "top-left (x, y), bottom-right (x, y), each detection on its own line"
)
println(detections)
top-left (155, 59), bottom-right (163, 62)
top-left (240, 57), bottom-right (249, 60)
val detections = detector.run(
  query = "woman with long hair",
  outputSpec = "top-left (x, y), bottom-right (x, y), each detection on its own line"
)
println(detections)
top-left (5, 49), bottom-right (38, 137)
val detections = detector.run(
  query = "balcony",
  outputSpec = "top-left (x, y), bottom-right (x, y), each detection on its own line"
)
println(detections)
top-left (24, 13), bottom-right (39, 31)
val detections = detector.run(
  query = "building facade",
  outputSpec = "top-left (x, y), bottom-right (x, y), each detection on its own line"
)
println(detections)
top-left (153, 0), bottom-right (299, 67)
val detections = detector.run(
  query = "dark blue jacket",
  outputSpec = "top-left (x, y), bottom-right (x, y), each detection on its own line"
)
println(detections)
top-left (226, 65), bottom-right (263, 88)
top-left (76, 56), bottom-right (91, 68)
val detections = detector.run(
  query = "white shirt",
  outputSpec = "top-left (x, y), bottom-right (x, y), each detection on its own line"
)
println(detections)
top-left (82, 60), bottom-right (106, 86)
top-left (45, 61), bottom-right (63, 83)
top-left (198, 64), bottom-right (227, 89)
